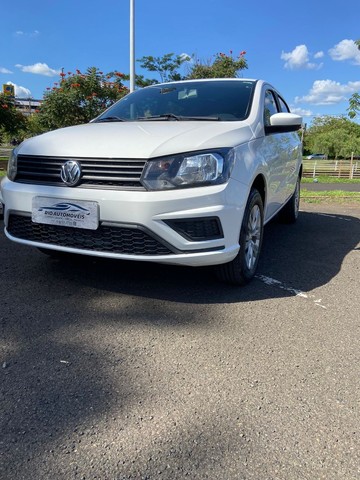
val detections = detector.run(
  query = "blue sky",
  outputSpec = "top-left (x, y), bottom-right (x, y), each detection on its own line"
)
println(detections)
top-left (1, 0), bottom-right (359, 123)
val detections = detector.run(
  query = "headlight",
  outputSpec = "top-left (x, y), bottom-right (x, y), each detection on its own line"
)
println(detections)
top-left (141, 149), bottom-right (234, 190)
top-left (7, 147), bottom-right (19, 181)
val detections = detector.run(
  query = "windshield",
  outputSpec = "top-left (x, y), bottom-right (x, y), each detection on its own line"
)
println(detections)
top-left (96, 80), bottom-right (256, 122)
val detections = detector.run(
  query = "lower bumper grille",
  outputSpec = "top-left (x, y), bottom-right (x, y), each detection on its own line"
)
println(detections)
top-left (7, 214), bottom-right (173, 256)
top-left (164, 217), bottom-right (223, 241)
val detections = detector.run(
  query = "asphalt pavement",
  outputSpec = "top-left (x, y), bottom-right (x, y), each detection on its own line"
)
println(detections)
top-left (1, 202), bottom-right (360, 479)
top-left (302, 181), bottom-right (360, 192)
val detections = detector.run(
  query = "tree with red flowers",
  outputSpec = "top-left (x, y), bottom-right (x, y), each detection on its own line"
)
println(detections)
top-left (36, 67), bottom-right (129, 131)
top-left (0, 94), bottom-right (26, 143)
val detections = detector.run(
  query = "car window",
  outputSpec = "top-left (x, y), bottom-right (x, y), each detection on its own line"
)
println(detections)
top-left (277, 95), bottom-right (290, 113)
top-left (264, 90), bottom-right (279, 126)
top-left (97, 80), bottom-right (256, 122)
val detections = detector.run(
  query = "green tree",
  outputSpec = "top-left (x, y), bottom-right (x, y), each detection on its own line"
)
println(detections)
top-left (347, 40), bottom-right (360, 119)
top-left (347, 92), bottom-right (360, 119)
top-left (137, 51), bottom-right (248, 82)
top-left (304, 116), bottom-right (360, 158)
top-left (187, 51), bottom-right (248, 79)
top-left (0, 94), bottom-right (26, 143)
top-left (138, 51), bottom-right (248, 83)
top-left (137, 53), bottom-right (190, 83)
top-left (134, 74), bottom-right (159, 88)
top-left (24, 112), bottom-right (48, 138)
top-left (36, 67), bottom-right (128, 131)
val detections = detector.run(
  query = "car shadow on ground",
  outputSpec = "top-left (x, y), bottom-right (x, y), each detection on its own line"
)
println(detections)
top-left (35, 209), bottom-right (360, 304)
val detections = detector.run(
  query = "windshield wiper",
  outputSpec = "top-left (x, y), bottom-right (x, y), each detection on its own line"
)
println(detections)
top-left (182, 115), bottom-right (220, 121)
top-left (96, 116), bottom-right (126, 122)
top-left (137, 113), bottom-right (182, 121)
top-left (137, 114), bottom-right (220, 121)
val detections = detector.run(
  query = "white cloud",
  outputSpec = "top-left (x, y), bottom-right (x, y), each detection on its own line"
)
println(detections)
top-left (6, 81), bottom-right (32, 98)
top-left (295, 79), bottom-right (360, 105)
top-left (179, 53), bottom-right (192, 62)
top-left (281, 45), bottom-right (322, 70)
top-left (314, 51), bottom-right (324, 59)
top-left (16, 62), bottom-right (60, 77)
top-left (0, 67), bottom-right (13, 74)
top-left (329, 39), bottom-right (360, 65)
top-left (290, 106), bottom-right (313, 117)
top-left (14, 29), bottom-right (40, 37)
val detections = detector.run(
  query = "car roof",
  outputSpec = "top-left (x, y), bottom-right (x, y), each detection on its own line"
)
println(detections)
top-left (153, 78), bottom-right (259, 86)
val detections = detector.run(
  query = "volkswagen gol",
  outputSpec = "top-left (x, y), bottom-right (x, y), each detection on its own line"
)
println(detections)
top-left (0, 79), bottom-right (303, 284)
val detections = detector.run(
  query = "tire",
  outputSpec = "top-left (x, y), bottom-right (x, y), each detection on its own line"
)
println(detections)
top-left (279, 175), bottom-right (300, 224)
top-left (216, 188), bottom-right (264, 285)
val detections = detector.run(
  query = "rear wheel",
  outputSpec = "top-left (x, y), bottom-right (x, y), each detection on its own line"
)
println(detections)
top-left (216, 188), bottom-right (264, 285)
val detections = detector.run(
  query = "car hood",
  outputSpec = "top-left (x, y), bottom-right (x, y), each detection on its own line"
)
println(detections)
top-left (19, 121), bottom-right (255, 158)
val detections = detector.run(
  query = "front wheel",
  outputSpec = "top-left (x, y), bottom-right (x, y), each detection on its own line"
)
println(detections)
top-left (216, 188), bottom-right (264, 285)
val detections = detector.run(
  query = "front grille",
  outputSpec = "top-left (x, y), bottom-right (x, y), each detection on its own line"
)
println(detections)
top-left (15, 155), bottom-right (147, 190)
top-left (165, 217), bottom-right (223, 241)
top-left (8, 214), bottom-right (173, 256)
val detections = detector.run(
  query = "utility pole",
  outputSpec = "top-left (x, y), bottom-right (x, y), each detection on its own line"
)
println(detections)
top-left (130, 0), bottom-right (135, 92)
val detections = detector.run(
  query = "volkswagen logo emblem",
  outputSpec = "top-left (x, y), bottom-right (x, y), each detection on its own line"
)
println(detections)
top-left (60, 160), bottom-right (82, 187)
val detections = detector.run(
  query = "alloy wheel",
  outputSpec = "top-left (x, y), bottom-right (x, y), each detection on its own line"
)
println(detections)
top-left (244, 204), bottom-right (262, 270)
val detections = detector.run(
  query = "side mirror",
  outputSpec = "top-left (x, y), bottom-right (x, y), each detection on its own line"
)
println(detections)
top-left (265, 113), bottom-right (303, 134)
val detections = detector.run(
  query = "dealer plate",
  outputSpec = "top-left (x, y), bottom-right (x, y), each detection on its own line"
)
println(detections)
top-left (32, 197), bottom-right (99, 230)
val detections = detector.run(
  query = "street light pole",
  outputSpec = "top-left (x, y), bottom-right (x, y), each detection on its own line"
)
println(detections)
top-left (130, 0), bottom-right (135, 92)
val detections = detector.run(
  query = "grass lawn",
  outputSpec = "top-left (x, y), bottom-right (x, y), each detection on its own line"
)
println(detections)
top-left (301, 175), bottom-right (360, 203)
top-left (0, 157), bottom-right (7, 178)
top-left (0, 158), bottom-right (8, 175)
top-left (301, 188), bottom-right (360, 204)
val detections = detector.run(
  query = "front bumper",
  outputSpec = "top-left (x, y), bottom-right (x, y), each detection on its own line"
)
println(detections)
top-left (1, 177), bottom-right (248, 266)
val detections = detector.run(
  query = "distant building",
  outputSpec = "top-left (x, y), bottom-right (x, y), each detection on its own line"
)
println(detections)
top-left (14, 98), bottom-right (42, 116)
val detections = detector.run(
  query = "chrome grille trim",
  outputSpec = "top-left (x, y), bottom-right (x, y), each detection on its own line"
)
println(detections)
top-left (15, 155), bottom-right (147, 190)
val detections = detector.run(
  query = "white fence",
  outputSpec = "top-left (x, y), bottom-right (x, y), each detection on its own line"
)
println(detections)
top-left (303, 159), bottom-right (360, 179)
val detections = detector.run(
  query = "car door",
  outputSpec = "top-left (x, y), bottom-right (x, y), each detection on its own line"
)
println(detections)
top-left (262, 89), bottom-right (299, 221)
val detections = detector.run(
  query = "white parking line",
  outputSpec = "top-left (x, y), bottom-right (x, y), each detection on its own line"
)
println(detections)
top-left (314, 213), bottom-right (352, 222)
top-left (256, 274), bottom-right (327, 309)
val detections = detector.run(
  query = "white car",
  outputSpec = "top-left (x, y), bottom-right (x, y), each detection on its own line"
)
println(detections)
top-left (0, 79), bottom-right (303, 284)
top-left (307, 153), bottom-right (326, 160)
